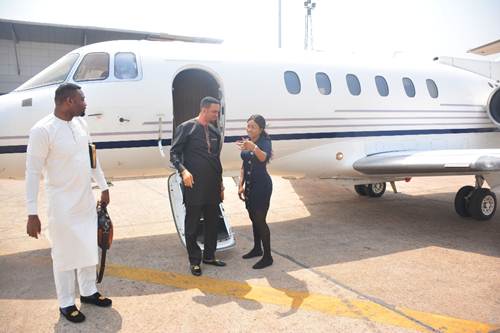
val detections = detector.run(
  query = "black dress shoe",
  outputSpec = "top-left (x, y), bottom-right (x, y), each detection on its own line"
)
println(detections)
top-left (190, 264), bottom-right (202, 276)
top-left (80, 292), bottom-right (112, 307)
top-left (252, 256), bottom-right (273, 269)
top-left (242, 248), bottom-right (263, 259)
top-left (202, 259), bottom-right (226, 267)
top-left (60, 305), bottom-right (85, 323)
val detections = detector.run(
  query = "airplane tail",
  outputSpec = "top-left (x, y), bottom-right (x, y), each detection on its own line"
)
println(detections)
top-left (435, 56), bottom-right (500, 81)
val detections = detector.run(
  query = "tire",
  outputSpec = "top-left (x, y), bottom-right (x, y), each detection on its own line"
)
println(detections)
top-left (454, 185), bottom-right (474, 217)
top-left (468, 188), bottom-right (497, 221)
top-left (354, 185), bottom-right (367, 196)
top-left (366, 183), bottom-right (386, 198)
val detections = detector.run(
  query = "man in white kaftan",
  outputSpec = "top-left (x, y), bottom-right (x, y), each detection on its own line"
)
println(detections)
top-left (26, 83), bottom-right (112, 323)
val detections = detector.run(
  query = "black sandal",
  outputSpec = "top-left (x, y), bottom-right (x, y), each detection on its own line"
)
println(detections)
top-left (80, 292), bottom-right (112, 307)
top-left (59, 305), bottom-right (85, 323)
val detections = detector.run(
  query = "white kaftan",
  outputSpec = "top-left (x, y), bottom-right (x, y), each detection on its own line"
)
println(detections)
top-left (26, 114), bottom-right (108, 271)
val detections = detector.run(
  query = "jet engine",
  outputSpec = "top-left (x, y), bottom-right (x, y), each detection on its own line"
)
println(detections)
top-left (487, 87), bottom-right (500, 127)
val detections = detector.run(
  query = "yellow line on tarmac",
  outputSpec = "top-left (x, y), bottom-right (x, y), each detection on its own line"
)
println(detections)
top-left (107, 263), bottom-right (496, 333)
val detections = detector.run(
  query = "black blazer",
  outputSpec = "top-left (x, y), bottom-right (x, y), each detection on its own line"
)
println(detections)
top-left (170, 118), bottom-right (223, 205)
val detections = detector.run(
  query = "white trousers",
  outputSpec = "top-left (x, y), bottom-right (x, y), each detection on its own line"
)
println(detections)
top-left (53, 264), bottom-right (98, 308)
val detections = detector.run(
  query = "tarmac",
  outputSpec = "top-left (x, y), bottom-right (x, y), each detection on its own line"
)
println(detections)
top-left (0, 175), bottom-right (499, 333)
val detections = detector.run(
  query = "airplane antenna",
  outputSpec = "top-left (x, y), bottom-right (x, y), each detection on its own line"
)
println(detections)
top-left (304, 0), bottom-right (316, 50)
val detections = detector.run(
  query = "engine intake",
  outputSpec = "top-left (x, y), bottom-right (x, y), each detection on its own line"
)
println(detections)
top-left (487, 87), bottom-right (500, 126)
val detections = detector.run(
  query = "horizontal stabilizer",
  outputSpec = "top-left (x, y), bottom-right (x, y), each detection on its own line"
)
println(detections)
top-left (468, 39), bottom-right (500, 56)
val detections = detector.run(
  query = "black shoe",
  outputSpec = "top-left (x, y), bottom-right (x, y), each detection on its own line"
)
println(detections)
top-left (190, 264), bottom-right (202, 276)
top-left (60, 305), bottom-right (85, 323)
top-left (252, 256), bottom-right (273, 269)
top-left (202, 259), bottom-right (226, 267)
top-left (242, 248), bottom-right (263, 259)
top-left (80, 292), bottom-right (112, 307)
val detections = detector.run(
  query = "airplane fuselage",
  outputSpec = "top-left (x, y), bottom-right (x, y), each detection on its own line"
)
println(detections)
top-left (1, 40), bottom-right (499, 183)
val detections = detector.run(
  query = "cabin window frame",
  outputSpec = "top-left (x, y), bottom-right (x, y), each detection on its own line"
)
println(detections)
top-left (375, 75), bottom-right (389, 97)
top-left (346, 74), bottom-right (361, 96)
top-left (284, 71), bottom-right (301, 95)
top-left (315, 72), bottom-right (332, 95)
top-left (402, 77), bottom-right (416, 98)
top-left (426, 79), bottom-right (439, 98)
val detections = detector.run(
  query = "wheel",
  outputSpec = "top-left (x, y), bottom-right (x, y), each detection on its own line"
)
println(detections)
top-left (354, 185), bottom-right (367, 196)
top-left (366, 183), bottom-right (386, 198)
top-left (454, 185), bottom-right (474, 217)
top-left (468, 188), bottom-right (497, 221)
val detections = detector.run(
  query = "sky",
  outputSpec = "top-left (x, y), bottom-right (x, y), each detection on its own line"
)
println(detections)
top-left (0, 0), bottom-right (499, 59)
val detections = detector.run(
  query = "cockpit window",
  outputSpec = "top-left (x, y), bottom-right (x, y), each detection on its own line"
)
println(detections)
top-left (74, 53), bottom-right (110, 82)
top-left (114, 52), bottom-right (138, 79)
top-left (15, 53), bottom-right (79, 91)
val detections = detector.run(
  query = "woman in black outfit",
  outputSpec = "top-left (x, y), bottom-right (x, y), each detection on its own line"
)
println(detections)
top-left (236, 115), bottom-right (273, 269)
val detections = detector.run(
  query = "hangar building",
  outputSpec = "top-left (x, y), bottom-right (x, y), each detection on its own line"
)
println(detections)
top-left (0, 19), bottom-right (221, 95)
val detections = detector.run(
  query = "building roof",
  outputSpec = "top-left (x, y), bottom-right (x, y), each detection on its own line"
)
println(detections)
top-left (0, 18), bottom-right (223, 45)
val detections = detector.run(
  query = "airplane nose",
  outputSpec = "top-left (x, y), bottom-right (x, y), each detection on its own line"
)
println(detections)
top-left (0, 93), bottom-right (28, 178)
top-left (0, 93), bottom-right (22, 133)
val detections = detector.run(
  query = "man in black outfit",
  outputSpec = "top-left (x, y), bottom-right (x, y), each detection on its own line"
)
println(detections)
top-left (170, 96), bottom-right (226, 276)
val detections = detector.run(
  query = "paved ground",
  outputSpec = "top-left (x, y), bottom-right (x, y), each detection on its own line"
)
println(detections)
top-left (0, 175), bottom-right (499, 333)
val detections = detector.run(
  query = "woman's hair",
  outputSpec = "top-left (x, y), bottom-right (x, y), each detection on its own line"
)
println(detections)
top-left (247, 114), bottom-right (269, 138)
top-left (247, 114), bottom-right (272, 162)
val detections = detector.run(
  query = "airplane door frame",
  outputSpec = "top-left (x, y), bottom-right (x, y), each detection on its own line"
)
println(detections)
top-left (171, 67), bottom-right (225, 146)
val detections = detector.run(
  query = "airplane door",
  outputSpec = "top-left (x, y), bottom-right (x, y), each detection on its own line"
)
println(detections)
top-left (167, 172), bottom-right (235, 251)
top-left (168, 68), bottom-right (233, 250)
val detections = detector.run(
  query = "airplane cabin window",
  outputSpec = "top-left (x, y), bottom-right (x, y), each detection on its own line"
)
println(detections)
top-left (346, 74), bottom-right (361, 96)
top-left (315, 72), bottom-right (331, 95)
top-left (74, 53), bottom-right (110, 82)
top-left (114, 52), bottom-right (138, 79)
top-left (375, 75), bottom-right (389, 96)
top-left (426, 79), bottom-right (439, 98)
top-left (402, 77), bottom-right (416, 97)
top-left (15, 53), bottom-right (79, 91)
top-left (284, 71), bottom-right (301, 94)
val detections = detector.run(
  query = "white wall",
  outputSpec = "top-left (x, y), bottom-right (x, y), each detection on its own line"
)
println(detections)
top-left (0, 39), bottom-right (78, 94)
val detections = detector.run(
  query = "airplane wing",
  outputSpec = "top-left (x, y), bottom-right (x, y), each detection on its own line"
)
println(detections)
top-left (353, 149), bottom-right (500, 175)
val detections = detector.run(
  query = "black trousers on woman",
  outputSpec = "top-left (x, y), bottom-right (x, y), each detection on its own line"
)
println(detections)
top-left (248, 206), bottom-right (271, 258)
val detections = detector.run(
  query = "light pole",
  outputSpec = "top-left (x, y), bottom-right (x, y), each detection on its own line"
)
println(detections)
top-left (304, 0), bottom-right (316, 50)
top-left (278, 0), bottom-right (282, 48)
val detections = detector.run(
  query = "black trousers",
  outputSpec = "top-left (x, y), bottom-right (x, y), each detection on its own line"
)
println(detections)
top-left (248, 206), bottom-right (271, 258)
top-left (185, 204), bottom-right (219, 265)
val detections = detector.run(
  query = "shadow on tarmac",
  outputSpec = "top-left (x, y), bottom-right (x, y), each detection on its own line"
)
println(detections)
top-left (1, 179), bottom-right (499, 315)
top-left (275, 178), bottom-right (500, 268)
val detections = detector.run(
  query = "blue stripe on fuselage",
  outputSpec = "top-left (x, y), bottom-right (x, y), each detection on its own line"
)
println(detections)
top-left (1, 127), bottom-right (498, 154)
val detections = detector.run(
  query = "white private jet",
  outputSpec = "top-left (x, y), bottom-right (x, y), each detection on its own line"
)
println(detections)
top-left (1, 41), bottom-right (500, 248)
